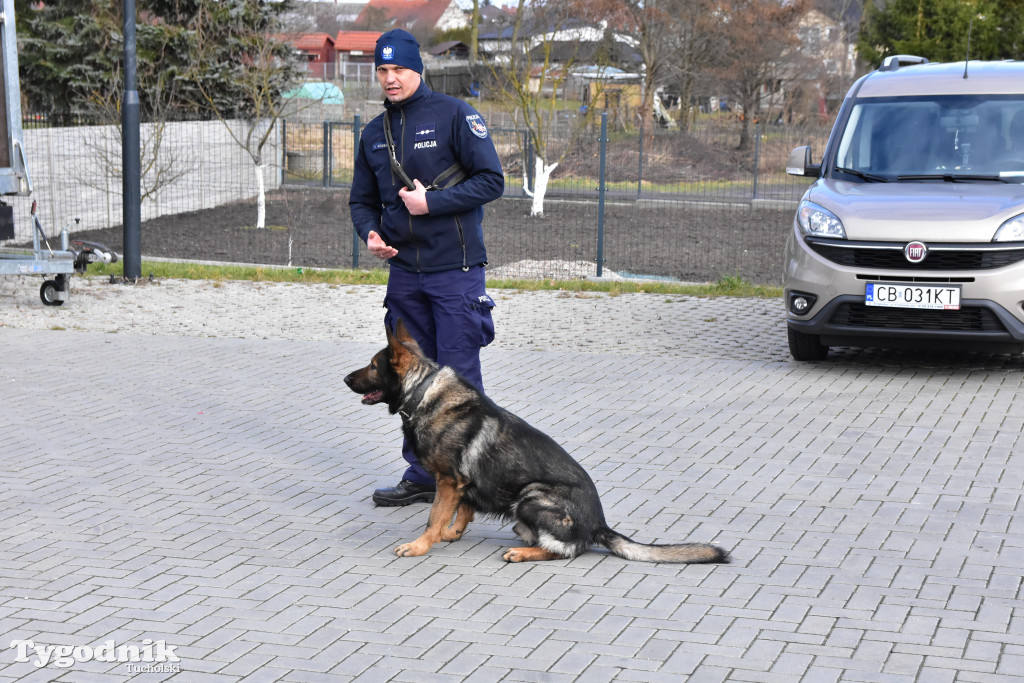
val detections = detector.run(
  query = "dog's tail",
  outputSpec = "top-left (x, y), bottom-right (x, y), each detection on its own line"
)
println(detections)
top-left (594, 527), bottom-right (730, 564)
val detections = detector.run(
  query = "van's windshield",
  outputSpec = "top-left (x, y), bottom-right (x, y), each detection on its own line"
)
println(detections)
top-left (832, 95), bottom-right (1024, 182)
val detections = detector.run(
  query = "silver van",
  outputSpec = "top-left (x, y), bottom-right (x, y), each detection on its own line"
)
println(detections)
top-left (784, 57), bottom-right (1024, 360)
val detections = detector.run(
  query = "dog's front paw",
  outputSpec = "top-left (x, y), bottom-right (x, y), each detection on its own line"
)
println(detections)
top-left (440, 527), bottom-right (463, 542)
top-left (503, 548), bottom-right (524, 562)
top-left (395, 541), bottom-right (430, 557)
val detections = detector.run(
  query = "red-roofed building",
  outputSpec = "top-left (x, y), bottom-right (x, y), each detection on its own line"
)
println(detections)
top-left (290, 33), bottom-right (337, 80)
top-left (354, 0), bottom-right (467, 34)
top-left (335, 31), bottom-right (382, 61)
top-left (334, 31), bottom-right (383, 84)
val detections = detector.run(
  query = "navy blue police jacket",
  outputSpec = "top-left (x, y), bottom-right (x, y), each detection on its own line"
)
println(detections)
top-left (349, 82), bottom-right (505, 273)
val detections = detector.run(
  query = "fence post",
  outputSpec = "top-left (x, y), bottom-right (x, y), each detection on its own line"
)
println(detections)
top-left (596, 112), bottom-right (608, 278)
top-left (352, 116), bottom-right (361, 269)
top-left (323, 121), bottom-right (330, 188)
top-left (752, 120), bottom-right (761, 200)
top-left (281, 119), bottom-right (287, 188)
top-left (524, 130), bottom-right (534, 196)
top-left (637, 117), bottom-right (644, 199)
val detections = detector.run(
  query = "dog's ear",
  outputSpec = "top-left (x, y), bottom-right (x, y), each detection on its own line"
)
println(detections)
top-left (387, 318), bottom-right (424, 362)
top-left (386, 320), bottom-right (404, 356)
top-left (394, 318), bottom-right (414, 344)
top-left (392, 319), bottom-right (424, 357)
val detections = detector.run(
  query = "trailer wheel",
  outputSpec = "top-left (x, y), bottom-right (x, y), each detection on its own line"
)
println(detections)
top-left (40, 280), bottom-right (64, 306)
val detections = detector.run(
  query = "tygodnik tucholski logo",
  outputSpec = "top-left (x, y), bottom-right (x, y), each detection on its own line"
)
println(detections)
top-left (9, 638), bottom-right (181, 672)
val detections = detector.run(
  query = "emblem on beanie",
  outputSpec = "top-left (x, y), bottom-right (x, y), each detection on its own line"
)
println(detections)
top-left (381, 45), bottom-right (395, 61)
top-left (466, 114), bottom-right (489, 139)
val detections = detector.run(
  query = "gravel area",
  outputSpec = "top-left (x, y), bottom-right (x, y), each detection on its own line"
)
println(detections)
top-left (0, 275), bottom-right (790, 361)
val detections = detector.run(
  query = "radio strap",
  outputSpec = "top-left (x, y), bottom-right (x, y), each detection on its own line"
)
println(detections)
top-left (384, 111), bottom-right (467, 191)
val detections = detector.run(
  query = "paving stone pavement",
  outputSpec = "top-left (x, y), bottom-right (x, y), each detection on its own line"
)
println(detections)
top-left (1, 276), bottom-right (1023, 682)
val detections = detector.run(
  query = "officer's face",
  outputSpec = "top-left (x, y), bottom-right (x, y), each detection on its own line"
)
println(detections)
top-left (376, 65), bottom-right (422, 104)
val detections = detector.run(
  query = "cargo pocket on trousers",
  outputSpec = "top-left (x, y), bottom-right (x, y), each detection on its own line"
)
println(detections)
top-left (466, 292), bottom-right (496, 347)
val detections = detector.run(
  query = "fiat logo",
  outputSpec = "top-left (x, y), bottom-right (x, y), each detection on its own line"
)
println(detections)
top-left (905, 241), bottom-right (928, 263)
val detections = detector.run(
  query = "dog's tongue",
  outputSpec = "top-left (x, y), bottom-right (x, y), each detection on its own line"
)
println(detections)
top-left (362, 390), bottom-right (384, 405)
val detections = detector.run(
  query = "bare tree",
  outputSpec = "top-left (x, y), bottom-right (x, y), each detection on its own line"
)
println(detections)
top-left (281, 0), bottom-right (350, 35)
top-left (485, 0), bottom-right (603, 216)
top-left (352, 5), bottom-right (390, 31)
top-left (709, 0), bottom-right (811, 150)
top-left (595, 0), bottom-right (711, 131)
top-left (469, 0), bottom-right (481, 65)
top-left (815, 0), bottom-right (863, 97)
top-left (77, 72), bottom-right (196, 207)
top-left (663, 0), bottom-right (720, 133)
top-left (188, 0), bottom-right (301, 229)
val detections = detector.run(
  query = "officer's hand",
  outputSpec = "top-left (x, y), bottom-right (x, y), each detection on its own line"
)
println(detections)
top-left (367, 230), bottom-right (398, 260)
top-left (399, 179), bottom-right (429, 216)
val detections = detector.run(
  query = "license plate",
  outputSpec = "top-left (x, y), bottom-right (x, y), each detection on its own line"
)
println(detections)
top-left (865, 283), bottom-right (961, 310)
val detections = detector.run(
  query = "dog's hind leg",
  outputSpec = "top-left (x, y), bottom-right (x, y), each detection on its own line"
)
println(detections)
top-left (395, 477), bottom-right (461, 557)
top-left (441, 503), bottom-right (474, 542)
top-left (512, 522), bottom-right (536, 545)
top-left (504, 494), bottom-right (585, 562)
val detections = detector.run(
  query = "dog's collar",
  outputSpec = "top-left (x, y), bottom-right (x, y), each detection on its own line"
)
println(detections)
top-left (398, 370), bottom-right (438, 423)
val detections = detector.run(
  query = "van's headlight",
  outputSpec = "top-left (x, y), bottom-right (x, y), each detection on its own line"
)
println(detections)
top-left (993, 213), bottom-right (1024, 242)
top-left (797, 201), bottom-right (846, 238)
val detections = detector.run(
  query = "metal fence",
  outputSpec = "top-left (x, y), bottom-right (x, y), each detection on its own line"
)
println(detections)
top-left (277, 113), bottom-right (829, 283)
top-left (282, 114), bottom-right (826, 203)
top-left (3, 112), bottom-right (834, 285)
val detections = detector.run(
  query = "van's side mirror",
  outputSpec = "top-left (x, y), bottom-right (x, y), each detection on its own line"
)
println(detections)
top-left (786, 146), bottom-right (821, 177)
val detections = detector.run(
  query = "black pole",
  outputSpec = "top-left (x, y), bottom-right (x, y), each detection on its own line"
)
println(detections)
top-left (122, 0), bottom-right (141, 280)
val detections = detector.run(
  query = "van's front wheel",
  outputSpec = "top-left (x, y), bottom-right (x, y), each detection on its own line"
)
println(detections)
top-left (788, 327), bottom-right (828, 361)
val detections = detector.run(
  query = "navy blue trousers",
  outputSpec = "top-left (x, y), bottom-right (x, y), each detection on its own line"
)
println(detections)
top-left (383, 265), bottom-right (495, 485)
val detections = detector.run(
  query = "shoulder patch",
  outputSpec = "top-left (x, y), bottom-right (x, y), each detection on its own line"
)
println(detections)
top-left (466, 114), bottom-right (489, 139)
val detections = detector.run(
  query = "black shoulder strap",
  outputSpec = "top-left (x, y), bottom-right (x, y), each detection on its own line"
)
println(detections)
top-left (383, 111), bottom-right (415, 190)
top-left (384, 111), bottom-right (468, 192)
top-left (424, 162), bottom-right (468, 191)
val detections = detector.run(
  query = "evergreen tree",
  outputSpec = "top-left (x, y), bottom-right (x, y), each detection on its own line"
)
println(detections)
top-left (185, 0), bottom-right (300, 120)
top-left (19, 0), bottom-right (123, 116)
top-left (17, 0), bottom-right (299, 120)
top-left (858, 0), bottom-right (1024, 67)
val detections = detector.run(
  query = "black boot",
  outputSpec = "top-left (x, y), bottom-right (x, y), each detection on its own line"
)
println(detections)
top-left (372, 479), bottom-right (436, 507)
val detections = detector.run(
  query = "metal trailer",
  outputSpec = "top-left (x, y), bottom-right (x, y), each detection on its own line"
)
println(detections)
top-left (0, 0), bottom-right (115, 306)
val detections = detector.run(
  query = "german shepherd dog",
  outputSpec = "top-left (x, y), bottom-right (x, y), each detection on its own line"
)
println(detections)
top-left (344, 320), bottom-right (730, 564)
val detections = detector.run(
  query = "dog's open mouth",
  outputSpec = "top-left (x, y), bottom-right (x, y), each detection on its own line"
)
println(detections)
top-left (361, 390), bottom-right (384, 405)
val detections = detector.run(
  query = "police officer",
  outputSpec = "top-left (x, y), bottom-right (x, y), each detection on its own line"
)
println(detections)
top-left (350, 29), bottom-right (505, 506)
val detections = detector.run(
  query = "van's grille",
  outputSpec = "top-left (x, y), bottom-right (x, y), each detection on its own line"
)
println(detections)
top-left (808, 240), bottom-right (1024, 270)
top-left (830, 303), bottom-right (1006, 332)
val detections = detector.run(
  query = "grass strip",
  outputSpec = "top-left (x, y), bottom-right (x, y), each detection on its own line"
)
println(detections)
top-left (87, 261), bottom-right (781, 298)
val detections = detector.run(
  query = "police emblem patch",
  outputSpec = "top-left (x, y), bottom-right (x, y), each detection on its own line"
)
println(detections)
top-left (382, 45), bottom-right (395, 61)
top-left (466, 114), bottom-right (489, 139)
